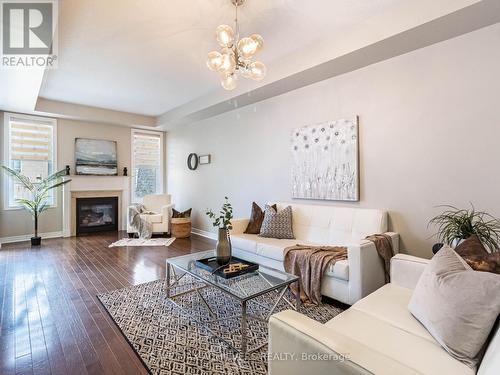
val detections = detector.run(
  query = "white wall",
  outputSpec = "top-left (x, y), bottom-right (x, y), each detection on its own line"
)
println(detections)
top-left (166, 23), bottom-right (500, 258)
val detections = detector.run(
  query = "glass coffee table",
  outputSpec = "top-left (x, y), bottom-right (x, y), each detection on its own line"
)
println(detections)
top-left (165, 250), bottom-right (300, 355)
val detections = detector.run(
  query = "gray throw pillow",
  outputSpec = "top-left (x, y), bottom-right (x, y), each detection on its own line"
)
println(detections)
top-left (408, 245), bottom-right (500, 367)
top-left (259, 205), bottom-right (295, 239)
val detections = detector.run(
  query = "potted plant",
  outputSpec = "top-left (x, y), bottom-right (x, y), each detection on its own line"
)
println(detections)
top-left (1, 166), bottom-right (71, 246)
top-left (206, 197), bottom-right (233, 264)
top-left (429, 205), bottom-right (500, 252)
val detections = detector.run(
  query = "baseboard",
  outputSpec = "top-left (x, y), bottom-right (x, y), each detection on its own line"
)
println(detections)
top-left (0, 231), bottom-right (63, 246)
top-left (191, 227), bottom-right (217, 240)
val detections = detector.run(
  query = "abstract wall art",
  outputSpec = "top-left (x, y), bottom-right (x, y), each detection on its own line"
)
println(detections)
top-left (291, 117), bottom-right (359, 201)
top-left (75, 138), bottom-right (118, 176)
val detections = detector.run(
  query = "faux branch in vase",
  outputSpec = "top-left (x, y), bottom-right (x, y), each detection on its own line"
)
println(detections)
top-left (206, 196), bottom-right (233, 264)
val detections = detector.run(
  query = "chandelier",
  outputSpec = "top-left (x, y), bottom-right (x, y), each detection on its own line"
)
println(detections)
top-left (206, 0), bottom-right (266, 90)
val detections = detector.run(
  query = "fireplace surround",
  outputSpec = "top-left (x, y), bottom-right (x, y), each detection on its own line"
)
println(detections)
top-left (62, 176), bottom-right (130, 237)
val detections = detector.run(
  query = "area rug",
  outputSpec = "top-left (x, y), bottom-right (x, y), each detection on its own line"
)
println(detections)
top-left (108, 237), bottom-right (176, 247)
top-left (97, 275), bottom-right (344, 375)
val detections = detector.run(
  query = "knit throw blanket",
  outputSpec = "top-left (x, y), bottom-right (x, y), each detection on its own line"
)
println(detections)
top-left (284, 245), bottom-right (348, 306)
top-left (365, 234), bottom-right (395, 283)
top-left (128, 204), bottom-right (153, 239)
top-left (284, 235), bottom-right (394, 305)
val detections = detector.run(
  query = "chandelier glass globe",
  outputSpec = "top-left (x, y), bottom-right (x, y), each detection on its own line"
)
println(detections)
top-left (220, 73), bottom-right (238, 90)
top-left (215, 25), bottom-right (234, 47)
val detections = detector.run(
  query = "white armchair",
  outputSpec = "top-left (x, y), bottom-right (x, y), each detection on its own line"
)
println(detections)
top-left (127, 194), bottom-right (173, 236)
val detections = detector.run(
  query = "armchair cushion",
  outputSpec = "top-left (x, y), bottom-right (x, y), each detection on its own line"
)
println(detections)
top-left (140, 213), bottom-right (163, 223)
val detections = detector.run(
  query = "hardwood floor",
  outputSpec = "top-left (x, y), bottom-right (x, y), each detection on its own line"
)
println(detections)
top-left (0, 232), bottom-right (214, 375)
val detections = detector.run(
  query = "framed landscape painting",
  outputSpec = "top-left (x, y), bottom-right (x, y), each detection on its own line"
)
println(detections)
top-left (75, 138), bottom-right (118, 176)
top-left (291, 117), bottom-right (359, 201)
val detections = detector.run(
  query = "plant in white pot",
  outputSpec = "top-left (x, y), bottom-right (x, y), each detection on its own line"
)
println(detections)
top-left (1, 166), bottom-right (71, 246)
top-left (206, 197), bottom-right (233, 265)
top-left (429, 204), bottom-right (500, 252)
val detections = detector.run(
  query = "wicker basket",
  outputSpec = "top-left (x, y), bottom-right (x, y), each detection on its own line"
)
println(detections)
top-left (171, 217), bottom-right (191, 238)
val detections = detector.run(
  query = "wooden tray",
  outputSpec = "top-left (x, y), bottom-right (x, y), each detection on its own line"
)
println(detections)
top-left (195, 256), bottom-right (259, 279)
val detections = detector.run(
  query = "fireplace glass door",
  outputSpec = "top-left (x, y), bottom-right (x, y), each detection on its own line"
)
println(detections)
top-left (76, 197), bottom-right (118, 235)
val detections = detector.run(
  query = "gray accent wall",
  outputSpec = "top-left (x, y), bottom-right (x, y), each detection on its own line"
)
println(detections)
top-left (166, 23), bottom-right (500, 258)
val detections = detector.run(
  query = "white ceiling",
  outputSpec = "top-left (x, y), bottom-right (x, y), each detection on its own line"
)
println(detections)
top-left (39, 0), bottom-right (408, 116)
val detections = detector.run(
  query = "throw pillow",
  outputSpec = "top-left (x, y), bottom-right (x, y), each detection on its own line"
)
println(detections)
top-left (244, 202), bottom-right (277, 234)
top-left (454, 234), bottom-right (488, 256)
top-left (408, 245), bottom-right (500, 367)
top-left (172, 208), bottom-right (192, 218)
top-left (259, 205), bottom-right (295, 239)
top-left (455, 235), bottom-right (500, 274)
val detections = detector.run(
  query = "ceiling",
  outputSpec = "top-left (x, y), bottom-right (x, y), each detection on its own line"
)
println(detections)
top-left (39, 0), bottom-right (407, 116)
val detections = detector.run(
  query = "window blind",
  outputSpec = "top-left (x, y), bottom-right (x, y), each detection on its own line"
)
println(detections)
top-left (10, 118), bottom-right (53, 161)
top-left (133, 132), bottom-right (161, 167)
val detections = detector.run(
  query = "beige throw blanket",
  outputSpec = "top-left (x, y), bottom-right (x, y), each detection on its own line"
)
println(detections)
top-left (365, 234), bottom-right (394, 283)
top-left (284, 245), bottom-right (348, 306)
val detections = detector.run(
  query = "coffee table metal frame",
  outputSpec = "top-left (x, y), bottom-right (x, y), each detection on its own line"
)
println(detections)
top-left (165, 250), bottom-right (300, 355)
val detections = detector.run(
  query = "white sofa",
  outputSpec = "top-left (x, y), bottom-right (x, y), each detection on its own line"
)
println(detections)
top-left (268, 254), bottom-right (500, 375)
top-left (230, 202), bottom-right (399, 305)
top-left (127, 194), bottom-right (173, 236)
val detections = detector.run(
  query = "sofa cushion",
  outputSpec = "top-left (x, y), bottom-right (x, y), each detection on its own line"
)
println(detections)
top-left (326, 308), bottom-right (475, 375)
top-left (232, 233), bottom-right (350, 280)
top-left (140, 213), bottom-right (162, 223)
top-left (274, 202), bottom-right (387, 244)
top-left (325, 260), bottom-right (349, 281)
top-left (231, 234), bottom-right (258, 253)
top-left (350, 284), bottom-right (435, 343)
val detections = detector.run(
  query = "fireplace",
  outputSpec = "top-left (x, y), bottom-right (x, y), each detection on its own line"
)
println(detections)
top-left (76, 197), bottom-right (118, 235)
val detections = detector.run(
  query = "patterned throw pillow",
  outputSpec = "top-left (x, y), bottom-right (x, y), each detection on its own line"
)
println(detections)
top-left (259, 205), bottom-right (295, 239)
top-left (244, 202), bottom-right (277, 234)
top-left (455, 235), bottom-right (500, 274)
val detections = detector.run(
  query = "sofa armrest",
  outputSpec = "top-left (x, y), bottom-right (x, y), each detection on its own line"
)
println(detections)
top-left (269, 310), bottom-right (418, 375)
top-left (346, 232), bottom-right (399, 304)
top-left (385, 232), bottom-right (400, 254)
top-left (390, 254), bottom-right (429, 289)
top-left (229, 218), bottom-right (249, 235)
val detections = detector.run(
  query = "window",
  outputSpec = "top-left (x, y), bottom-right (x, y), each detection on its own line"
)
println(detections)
top-left (131, 129), bottom-right (163, 202)
top-left (3, 113), bottom-right (58, 209)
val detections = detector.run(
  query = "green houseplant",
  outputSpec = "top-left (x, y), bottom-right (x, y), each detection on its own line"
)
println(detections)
top-left (2, 166), bottom-right (71, 246)
top-left (206, 197), bottom-right (233, 264)
top-left (429, 205), bottom-right (500, 252)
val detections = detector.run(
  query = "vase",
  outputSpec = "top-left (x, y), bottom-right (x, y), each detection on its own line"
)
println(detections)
top-left (216, 228), bottom-right (231, 265)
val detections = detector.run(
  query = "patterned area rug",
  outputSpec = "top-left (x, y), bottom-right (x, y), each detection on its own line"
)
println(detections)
top-left (108, 237), bottom-right (176, 247)
top-left (98, 276), bottom-right (344, 375)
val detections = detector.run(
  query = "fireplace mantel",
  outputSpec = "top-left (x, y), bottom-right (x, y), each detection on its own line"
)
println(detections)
top-left (62, 176), bottom-right (130, 237)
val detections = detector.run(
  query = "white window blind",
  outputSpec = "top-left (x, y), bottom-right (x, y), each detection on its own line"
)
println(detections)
top-left (4, 113), bottom-right (57, 208)
top-left (131, 130), bottom-right (163, 201)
